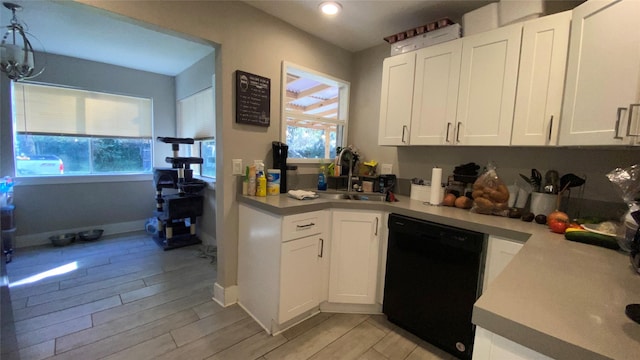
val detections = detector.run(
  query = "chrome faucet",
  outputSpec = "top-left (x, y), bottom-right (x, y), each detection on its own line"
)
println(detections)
top-left (337, 147), bottom-right (355, 192)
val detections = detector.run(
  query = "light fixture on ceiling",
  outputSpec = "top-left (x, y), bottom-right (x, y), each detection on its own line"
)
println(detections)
top-left (0, 2), bottom-right (45, 81)
top-left (319, 1), bottom-right (342, 15)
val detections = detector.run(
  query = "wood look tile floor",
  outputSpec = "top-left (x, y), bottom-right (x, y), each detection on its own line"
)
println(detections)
top-left (5, 232), bottom-right (455, 360)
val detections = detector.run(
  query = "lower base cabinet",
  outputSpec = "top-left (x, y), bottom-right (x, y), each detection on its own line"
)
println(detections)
top-left (474, 235), bottom-right (547, 360)
top-left (329, 209), bottom-right (382, 304)
top-left (237, 204), bottom-right (328, 334)
top-left (473, 327), bottom-right (553, 360)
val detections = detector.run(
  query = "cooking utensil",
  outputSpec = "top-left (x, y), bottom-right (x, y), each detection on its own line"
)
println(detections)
top-left (544, 170), bottom-right (560, 194)
top-left (560, 173), bottom-right (586, 190)
top-left (531, 169), bottom-right (542, 192)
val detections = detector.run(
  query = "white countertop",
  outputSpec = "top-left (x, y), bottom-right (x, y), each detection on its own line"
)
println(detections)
top-left (238, 193), bottom-right (640, 359)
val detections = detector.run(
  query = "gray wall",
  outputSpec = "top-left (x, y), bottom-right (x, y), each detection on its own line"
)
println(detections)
top-left (0, 53), bottom-right (176, 240)
top-left (80, 0), bottom-right (354, 293)
top-left (176, 51), bottom-right (215, 101)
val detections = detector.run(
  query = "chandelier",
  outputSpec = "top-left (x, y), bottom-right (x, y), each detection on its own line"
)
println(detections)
top-left (0, 2), bottom-right (44, 81)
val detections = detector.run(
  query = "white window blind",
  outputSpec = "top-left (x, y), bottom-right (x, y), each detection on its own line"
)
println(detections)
top-left (177, 87), bottom-right (214, 139)
top-left (13, 83), bottom-right (152, 137)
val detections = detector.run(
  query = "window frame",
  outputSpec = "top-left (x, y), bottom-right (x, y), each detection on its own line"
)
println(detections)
top-left (10, 81), bottom-right (155, 184)
top-left (280, 61), bottom-right (350, 164)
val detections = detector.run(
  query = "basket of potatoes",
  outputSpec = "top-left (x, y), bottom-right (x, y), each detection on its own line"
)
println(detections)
top-left (470, 164), bottom-right (510, 217)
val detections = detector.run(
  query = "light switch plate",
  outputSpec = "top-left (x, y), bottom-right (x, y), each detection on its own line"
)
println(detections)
top-left (381, 163), bottom-right (393, 174)
top-left (232, 159), bottom-right (243, 175)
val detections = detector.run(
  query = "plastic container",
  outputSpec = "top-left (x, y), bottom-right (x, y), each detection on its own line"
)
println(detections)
top-left (462, 3), bottom-right (499, 36)
top-left (410, 184), bottom-right (431, 202)
top-left (318, 166), bottom-right (327, 191)
top-left (256, 171), bottom-right (267, 197)
top-left (267, 169), bottom-right (281, 195)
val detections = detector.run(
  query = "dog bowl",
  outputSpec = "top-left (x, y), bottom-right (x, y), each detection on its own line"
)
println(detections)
top-left (78, 229), bottom-right (104, 242)
top-left (49, 233), bottom-right (76, 247)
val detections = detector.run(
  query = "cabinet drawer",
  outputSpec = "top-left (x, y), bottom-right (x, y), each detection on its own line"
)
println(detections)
top-left (282, 211), bottom-right (326, 241)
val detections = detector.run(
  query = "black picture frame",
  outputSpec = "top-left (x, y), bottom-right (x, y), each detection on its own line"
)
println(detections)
top-left (235, 70), bottom-right (271, 127)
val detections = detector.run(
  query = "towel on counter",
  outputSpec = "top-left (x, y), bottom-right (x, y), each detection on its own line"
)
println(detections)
top-left (287, 190), bottom-right (319, 200)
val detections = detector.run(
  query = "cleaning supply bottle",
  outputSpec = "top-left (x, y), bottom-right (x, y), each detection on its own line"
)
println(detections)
top-left (318, 165), bottom-right (327, 191)
top-left (256, 162), bottom-right (267, 197)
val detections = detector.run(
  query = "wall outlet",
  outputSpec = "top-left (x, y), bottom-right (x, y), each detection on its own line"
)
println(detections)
top-left (381, 163), bottom-right (393, 174)
top-left (232, 159), bottom-right (243, 175)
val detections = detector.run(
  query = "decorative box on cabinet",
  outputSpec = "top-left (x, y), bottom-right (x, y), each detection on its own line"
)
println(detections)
top-left (559, 0), bottom-right (640, 146)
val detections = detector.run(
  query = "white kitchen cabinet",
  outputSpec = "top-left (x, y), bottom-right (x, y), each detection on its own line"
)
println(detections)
top-left (238, 204), bottom-right (328, 333)
top-left (511, 11), bottom-right (571, 146)
top-left (456, 23), bottom-right (522, 146)
top-left (559, 0), bottom-right (640, 146)
top-left (473, 327), bottom-right (553, 360)
top-left (279, 233), bottom-right (323, 323)
top-left (482, 235), bottom-right (524, 292)
top-left (409, 39), bottom-right (463, 145)
top-left (378, 52), bottom-right (415, 145)
top-left (329, 209), bottom-right (381, 304)
top-left (474, 236), bottom-right (535, 360)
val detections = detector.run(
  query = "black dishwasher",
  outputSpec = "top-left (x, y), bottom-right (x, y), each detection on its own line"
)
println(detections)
top-left (383, 214), bottom-right (485, 360)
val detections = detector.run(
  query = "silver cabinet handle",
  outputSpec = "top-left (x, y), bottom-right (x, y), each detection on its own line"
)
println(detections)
top-left (548, 115), bottom-right (554, 142)
top-left (456, 122), bottom-right (462, 143)
top-left (401, 125), bottom-right (408, 143)
top-left (374, 217), bottom-right (379, 236)
top-left (445, 122), bottom-right (452, 143)
top-left (318, 238), bottom-right (324, 258)
top-left (296, 223), bottom-right (315, 229)
top-left (614, 107), bottom-right (626, 140)
top-left (626, 103), bottom-right (640, 137)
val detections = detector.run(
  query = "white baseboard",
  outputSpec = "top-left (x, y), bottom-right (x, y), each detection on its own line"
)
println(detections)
top-left (212, 282), bottom-right (237, 307)
top-left (15, 219), bottom-right (146, 248)
top-left (319, 301), bottom-right (382, 314)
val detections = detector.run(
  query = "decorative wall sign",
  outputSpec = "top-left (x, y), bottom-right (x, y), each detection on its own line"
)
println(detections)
top-left (235, 70), bottom-right (270, 127)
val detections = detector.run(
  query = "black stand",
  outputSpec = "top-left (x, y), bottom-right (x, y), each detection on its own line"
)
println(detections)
top-left (153, 137), bottom-right (206, 251)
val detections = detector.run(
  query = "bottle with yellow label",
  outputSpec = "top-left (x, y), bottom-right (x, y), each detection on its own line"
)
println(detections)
top-left (256, 163), bottom-right (267, 197)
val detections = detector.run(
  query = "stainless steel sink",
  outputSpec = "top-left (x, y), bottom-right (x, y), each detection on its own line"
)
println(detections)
top-left (316, 192), bottom-right (386, 202)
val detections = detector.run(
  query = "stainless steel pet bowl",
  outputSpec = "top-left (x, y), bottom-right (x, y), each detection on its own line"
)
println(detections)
top-left (77, 229), bottom-right (104, 241)
top-left (49, 233), bottom-right (76, 247)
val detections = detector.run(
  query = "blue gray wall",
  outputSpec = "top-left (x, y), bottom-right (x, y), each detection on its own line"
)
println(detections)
top-left (0, 53), bottom-right (177, 245)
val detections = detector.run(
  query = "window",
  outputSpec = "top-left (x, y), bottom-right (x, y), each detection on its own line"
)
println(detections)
top-left (177, 87), bottom-right (216, 179)
top-left (12, 83), bottom-right (153, 177)
top-left (281, 62), bottom-right (350, 162)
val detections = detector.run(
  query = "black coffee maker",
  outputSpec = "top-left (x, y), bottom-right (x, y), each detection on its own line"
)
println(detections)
top-left (272, 141), bottom-right (288, 193)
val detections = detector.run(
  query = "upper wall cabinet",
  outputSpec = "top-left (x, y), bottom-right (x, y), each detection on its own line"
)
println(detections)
top-left (378, 53), bottom-right (415, 145)
top-left (410, 40), bottom-right (463, 145)
top-left (559, 0), bottom-right (640, 146)
top-left (511, 11), bottom-right (571, 146)
top-left (456, 23), bottom-right (522, 146)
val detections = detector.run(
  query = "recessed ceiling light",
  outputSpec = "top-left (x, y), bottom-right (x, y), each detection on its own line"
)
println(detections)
top-left (319, 1), bottom-right (342, 15)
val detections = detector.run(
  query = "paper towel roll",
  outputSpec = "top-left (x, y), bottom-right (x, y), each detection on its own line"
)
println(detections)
top-left (429, 167), bottom-right (443, 205)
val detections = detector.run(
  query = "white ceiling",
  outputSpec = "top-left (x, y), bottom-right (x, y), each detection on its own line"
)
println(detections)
top-left (1, 0), bottom-right (497, 76)
top-left (0, 0), bottom-right (216, 76)
top-left (243, 0), bottom-right (495, 52)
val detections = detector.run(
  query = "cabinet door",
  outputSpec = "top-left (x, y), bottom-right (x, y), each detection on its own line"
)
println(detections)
top-left (329, 210), bottom-right (380, 304)
top-left (409, 39), bottom-right (462, 145)
top-left (483, 235), bottom-right (523, 292)
top-left (378, 52), bottom-right (415, 146)
top-left (560, 0), bottom-right (640, 146)
top-left (511, 11), bottom-right (571, 146)
top-left (456, 24), bottom-right (522, 145)
top-left (279, 234), bottom-right (323, 323)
